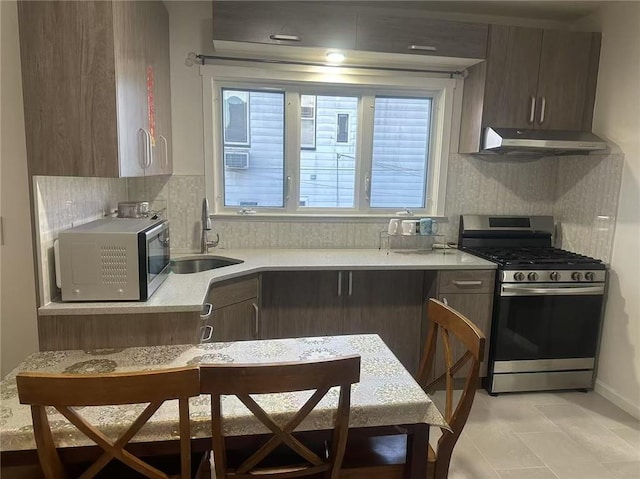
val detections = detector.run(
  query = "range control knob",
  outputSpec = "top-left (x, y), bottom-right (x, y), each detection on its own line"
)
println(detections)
top-left (549, 272), bottom-right (560, 282)
top-left (585, 272), bottom-right (595, 281)
top-left (571, 272), bottom-right (583, 281)
top-left (513, 272), bottom-right (525, 282)
top-left (528, 272), bottom-right (539, 281)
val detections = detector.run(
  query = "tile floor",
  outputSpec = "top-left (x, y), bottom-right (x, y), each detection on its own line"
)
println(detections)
top-left (430, 389), bottom-right (640, 479)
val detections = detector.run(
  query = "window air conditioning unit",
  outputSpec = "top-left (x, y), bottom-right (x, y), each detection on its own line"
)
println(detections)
top-left (224, 150), bottom-right (249, 169)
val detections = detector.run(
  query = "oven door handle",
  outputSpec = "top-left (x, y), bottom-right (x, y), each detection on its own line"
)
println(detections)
top-left (501, 284), bottom-right (605, 296)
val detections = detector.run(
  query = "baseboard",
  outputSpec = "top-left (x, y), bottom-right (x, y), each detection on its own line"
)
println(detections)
top-left (594, 379), bottom-right (640, 420)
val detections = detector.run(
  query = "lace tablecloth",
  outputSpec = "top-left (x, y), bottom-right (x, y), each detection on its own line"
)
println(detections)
top-left (0, 334), bottom-right (446, 452)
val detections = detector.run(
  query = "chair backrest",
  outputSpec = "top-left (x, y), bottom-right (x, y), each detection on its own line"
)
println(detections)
top-left (199, 355), bottom-right (361, 479)
top-left (416, 299), bottom-right (485, 479)
top-left (16, 366), bottom-right (200, 479)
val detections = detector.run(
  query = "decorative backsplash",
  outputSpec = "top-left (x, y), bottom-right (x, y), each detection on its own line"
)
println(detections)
top-left (32, 152), bottom-right (624, 305)
top-left (33, 176), bottom-right (127, 305)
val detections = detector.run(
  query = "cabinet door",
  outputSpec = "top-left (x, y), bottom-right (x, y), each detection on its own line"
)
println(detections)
top-left (483, 25), bottom-right (543, 129)
top-left (213, 2), bottom-right (356, 50)
top-left (344, 271), bottom-right (424, 374)
top-left (18, 1), bottom-right (120, 177)
top-left (260, 271), bottom-right (344, 339)
top-left (435, 293), bottom-right (493, 378)
top-left (145, 0), bottom-right (172, 176)
top-left (535, 30), bottom-right (599, 131)
top-left (207, 299), bottom-right (259, 343)
top-left (112, 1), bottom-right (148, 177)
top-left (356, 14), bottom-right (488, 59)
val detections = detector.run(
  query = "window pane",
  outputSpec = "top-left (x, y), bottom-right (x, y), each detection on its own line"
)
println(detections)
top-left (300, 95), bottom-right (358, 208)
top-left (222, 89), bottom-right (285, 208)
top-left (370, 97), bottom-right (432, 208)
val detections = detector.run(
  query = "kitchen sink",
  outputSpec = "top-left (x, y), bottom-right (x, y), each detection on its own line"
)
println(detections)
top-left (170, 255), bottom-right (243, 274)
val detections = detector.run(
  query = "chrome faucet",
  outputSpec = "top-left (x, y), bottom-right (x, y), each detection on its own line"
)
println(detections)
top-left (201, 198), bottom-right (219, 253)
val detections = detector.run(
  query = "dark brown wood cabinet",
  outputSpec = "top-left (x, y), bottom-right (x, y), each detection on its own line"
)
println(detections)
top-left (460, 25), bottom-right (601, 153)
top-left (261, 270), bottom-right (425, 374)
top-left (212, 2), bottom-right (357, 50)
top-left (355, 14), bottom-right (488, 59)
top-left (18, 1), bottom-right (172, 177)
top-left (204, 276), bottom-right (259, 343)
top-left (431, 270), bottom-right (495, 377)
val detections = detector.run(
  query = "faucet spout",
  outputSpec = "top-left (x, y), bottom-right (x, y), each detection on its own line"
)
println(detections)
top-left (201, 198), bottom-right (219, 253)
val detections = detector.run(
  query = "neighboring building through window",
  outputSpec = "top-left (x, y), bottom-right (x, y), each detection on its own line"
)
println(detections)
top-left (205, 67), bottom-right (454, 216)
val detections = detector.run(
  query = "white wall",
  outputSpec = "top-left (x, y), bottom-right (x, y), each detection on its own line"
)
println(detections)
top-left (573, 3), bottom-right (640, 418)
top-left (0, 0), bottom-right (39, 376)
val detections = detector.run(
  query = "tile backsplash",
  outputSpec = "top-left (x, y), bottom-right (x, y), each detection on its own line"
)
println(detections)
top-left (33, 152), bottom-right (624, 305)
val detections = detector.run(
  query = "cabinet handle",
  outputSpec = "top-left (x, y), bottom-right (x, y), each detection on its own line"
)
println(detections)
top-left (252, 302), bottom-right (259, 338)
top-left (159, 134), bottom-right (169, 169)
top-left (528, 96), bottom-right (536, 124)
top-left (408, 44), bottom-right (437, 52)
top-left (200, 324), bottom-right (214, 343)
top-left (269, 34), bottom-right (301, 42)
top-left (348, 271), bottom-right (353, 296)
top-left (337, 272), bottom-right (342, 296)
top-left (452, 280), bottom-right (483, 288)
top-left (539, 97), bottom-right (546, 124)
top-left (200, 303), bottom-right (213, 320)
top-left (138, 128), bottom-right (149, 169)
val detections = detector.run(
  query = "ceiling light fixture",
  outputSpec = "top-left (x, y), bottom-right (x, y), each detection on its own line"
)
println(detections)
top-left (326, 51), bottom-right (345, 64)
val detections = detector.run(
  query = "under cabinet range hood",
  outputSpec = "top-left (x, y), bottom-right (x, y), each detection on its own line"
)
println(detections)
top-left (482, 128), bottom-right (608, 155)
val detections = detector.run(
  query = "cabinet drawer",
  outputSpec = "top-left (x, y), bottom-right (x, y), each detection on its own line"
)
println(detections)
top-left (438, 270), bottom-right (495, 294)
top-left (207, 275), bottom-right (258, 310)
top-left (356, 14), bottom-right (488, 59)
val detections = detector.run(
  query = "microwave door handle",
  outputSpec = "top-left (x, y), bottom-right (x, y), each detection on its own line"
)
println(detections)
top-left (501, 284), bottom-right (605, 296)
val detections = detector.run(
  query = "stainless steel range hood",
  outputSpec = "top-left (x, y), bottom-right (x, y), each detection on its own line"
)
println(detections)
top-left (482, 127), bottom-right (608, 155)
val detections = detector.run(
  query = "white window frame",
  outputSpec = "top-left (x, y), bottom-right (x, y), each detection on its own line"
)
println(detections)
top-left (202, 63), bottom-right (457, 218)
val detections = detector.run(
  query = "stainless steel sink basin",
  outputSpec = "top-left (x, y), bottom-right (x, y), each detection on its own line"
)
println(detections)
top-left (170, 255), bottom-right (243, 274)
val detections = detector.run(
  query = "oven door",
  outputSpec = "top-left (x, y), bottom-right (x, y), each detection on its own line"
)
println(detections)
top-left (492, 283), bottom-right (605, 365)
top-left (140, 221), bottom-right (171, 299)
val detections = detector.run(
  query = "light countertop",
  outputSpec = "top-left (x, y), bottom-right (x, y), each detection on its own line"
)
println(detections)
top-left (39, 248), bottom-right (496, 316)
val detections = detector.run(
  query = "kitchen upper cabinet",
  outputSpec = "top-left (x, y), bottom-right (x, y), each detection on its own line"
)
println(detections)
top-left (18, 1), bottom-right (172, 177)
top-left (212, 2), bottom-right (357, 50)
top-left (261, 270), bottom-right (425, 374)
top-left (460, 25), bottom-right (601, 153)
top-left (355, 14), bottom-right (488, 59)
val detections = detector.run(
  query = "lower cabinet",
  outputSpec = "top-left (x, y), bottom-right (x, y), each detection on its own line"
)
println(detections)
top-left (261, 270), bottom-right (425, 374)
top-left (432, 270), bottom-right (495, 378)
top-left (37, 311), bottom-right (201, 351)
top-left (203, 275), bottom-right (259, 343)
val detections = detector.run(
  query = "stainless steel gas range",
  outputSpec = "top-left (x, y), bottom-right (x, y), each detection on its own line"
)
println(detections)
top-left (459, 215), bottom-right (607, 394)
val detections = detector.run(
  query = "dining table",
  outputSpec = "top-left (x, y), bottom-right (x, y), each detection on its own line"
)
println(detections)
top-left (0, 334), bottom-right (447, 478)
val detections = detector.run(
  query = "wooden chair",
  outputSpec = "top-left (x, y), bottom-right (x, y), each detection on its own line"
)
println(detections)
top-left (198, 355), bottom-right (361, 479)
top-left (16, 366), bottom-right (200, 479)
top-left (341, 298), bottom-right (485, 479)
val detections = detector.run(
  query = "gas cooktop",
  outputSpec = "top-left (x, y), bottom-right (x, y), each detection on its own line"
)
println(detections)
top-left (462, 246), bottom-right (606, 269)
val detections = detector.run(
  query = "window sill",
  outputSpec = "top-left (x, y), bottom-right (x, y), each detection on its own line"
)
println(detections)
top-left (210, 213), bottom-right (449, 223)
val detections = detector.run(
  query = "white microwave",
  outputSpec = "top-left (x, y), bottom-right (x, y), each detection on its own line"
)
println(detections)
top-left (55, 218), bottom-right (170, 301)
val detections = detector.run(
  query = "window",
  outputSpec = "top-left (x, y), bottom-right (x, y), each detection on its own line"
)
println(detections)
top-left (205, 66), bottom-right (454, 216)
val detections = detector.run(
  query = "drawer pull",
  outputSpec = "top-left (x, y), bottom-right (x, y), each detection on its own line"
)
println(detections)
top-left (200, 303), bottom-right (213, 320)
top-left (269, 34), bottom-right (301, 42)
top-left (338, 272), bottom-right (343, 296)
top-left (409, 44), bottom-right (437, 52)
top-left (200, 325), bottom-right (214, 343)
top-left (452, 280), bottom-right (483, 288)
